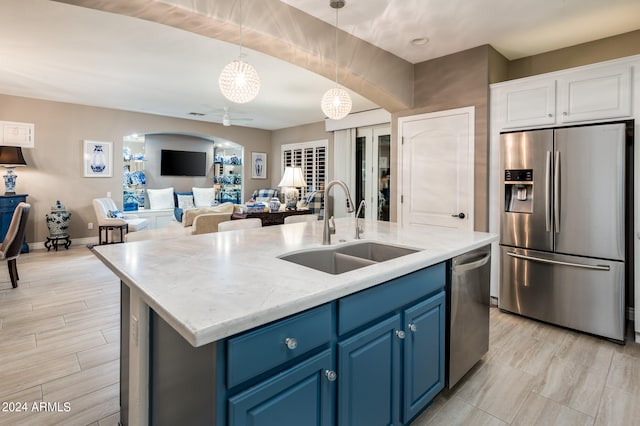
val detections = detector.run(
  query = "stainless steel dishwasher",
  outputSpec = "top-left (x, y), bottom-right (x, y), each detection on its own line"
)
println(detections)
top-left (447, 244), bottom-right (491, 388)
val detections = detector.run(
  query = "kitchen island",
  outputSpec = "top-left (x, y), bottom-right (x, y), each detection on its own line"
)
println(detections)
top-left (92, 217), bottom-right (497, 425)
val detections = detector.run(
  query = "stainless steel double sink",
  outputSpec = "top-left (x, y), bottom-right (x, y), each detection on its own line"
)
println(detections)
top-left (279, 241), bottom-right (420, 275)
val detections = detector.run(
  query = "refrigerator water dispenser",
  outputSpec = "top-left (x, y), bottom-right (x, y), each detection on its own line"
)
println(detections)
top-left (504, 169), bottom-right (533, 213)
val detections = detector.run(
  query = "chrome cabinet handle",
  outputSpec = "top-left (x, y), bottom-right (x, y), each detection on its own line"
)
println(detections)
top-left (554, 151), bottom-right (560, 233)
top-left (396, 330), bottom-right (406, 339)
top-left (408, 323), bottom-right (417, 333)
top-left (325, 370), bottom-right (337, 382)
top-left (284, 337), bottom-right (298, 350)
top-left (545, 151), bottom-right (551, 232)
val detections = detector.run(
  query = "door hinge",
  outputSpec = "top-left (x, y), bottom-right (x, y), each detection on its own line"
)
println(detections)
top-left (401, 137), bottom-right (404, 145)
top-left (401, 195), bottom-right (404, 203)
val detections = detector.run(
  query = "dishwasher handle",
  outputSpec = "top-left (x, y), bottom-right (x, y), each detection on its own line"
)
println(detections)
top-left (453, 253), bottom-right (490, 273)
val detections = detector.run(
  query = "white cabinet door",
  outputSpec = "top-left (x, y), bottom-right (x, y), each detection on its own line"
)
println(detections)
top-left (501, 79), bottom-right (556, 128)
top-left (556, 64), bottom-right (632, 123)
top-left (1, 121), bottom-right (34, 148)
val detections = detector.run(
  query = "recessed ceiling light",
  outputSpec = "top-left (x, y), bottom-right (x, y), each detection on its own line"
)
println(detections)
top-left (411, 37), bottom-right (429, 46)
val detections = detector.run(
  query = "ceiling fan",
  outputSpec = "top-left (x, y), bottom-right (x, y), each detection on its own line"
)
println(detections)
top-left (212, 107), bottom-right (253, 127)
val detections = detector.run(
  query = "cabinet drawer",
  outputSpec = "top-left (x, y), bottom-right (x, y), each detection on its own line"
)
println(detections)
top-left (0, 195), bottom-right (25, 210)
top-left (338, 262), bottom-right (445, 336)
top-left (227, 303), bottom-right (333, 389)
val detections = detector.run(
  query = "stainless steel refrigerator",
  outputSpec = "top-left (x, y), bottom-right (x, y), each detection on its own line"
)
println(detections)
top-left (499, 122), bottom-right (632, 342)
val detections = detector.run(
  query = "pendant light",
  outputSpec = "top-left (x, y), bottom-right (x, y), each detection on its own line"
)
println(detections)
top-left (219, 0), bottom-right (260, 104)
top-left (321, 0), bottom-right (352, 120)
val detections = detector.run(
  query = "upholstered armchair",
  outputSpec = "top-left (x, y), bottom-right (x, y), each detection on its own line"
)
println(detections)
top-left (92, 198), bottom-right (149, 244)
top-left (300, 191), bottom-right (324, 218)
top-left (250, 188), bottom-right (280, 203)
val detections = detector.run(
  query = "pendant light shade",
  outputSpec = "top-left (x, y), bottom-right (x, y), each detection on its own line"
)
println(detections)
top-left (321, 87), bottom-right (352, 120)
top-left (321, 0), bottom-right (352, 120)
top-left (218, 59), bottom-right (260, 104)
top-left (218, 0), bottom-right (260, 104)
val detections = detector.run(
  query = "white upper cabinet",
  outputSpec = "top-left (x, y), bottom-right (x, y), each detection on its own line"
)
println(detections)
top-left (0, 121), bottom-right (34, 148)
top-left (502, 79), bottom-right (556, 128)
top-left (556, 64), bottom-right (632, 123)
top-left (497, 61), bottom-right (633, 129)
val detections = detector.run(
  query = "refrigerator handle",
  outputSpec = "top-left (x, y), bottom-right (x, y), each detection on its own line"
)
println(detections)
top-left (545, 151), bottom-right (552, 232)
top-left (506, 251), bottom-right (610, 271)
top-left (554, 151), bottom-right (560, 233)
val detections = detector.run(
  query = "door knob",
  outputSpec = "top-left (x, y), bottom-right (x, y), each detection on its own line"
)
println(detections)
top-left (451, 212), bottom-right (465, 219)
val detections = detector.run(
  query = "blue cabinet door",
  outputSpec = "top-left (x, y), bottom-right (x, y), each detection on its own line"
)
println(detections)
top-left (402, 290), bottom-right (446, 422)
top-left (337, 314), bottom-right (401, 426)
top-left (228, 349), bottom-right (334, 426)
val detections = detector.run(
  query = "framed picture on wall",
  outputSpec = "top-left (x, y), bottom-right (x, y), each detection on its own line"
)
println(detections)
top-left (83, 140), bottom-right (113, 177)
top-left (251, 152), bottom-right (267, 179)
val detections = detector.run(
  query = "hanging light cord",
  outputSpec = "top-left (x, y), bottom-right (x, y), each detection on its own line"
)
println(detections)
top-left (238, 0), bottom-right (244, 57)
top-left (334, 7), bottom-right (339, 85)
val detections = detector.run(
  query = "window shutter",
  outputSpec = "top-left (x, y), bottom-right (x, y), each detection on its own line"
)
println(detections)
top-left (281, 140), bottom-right (328, 200)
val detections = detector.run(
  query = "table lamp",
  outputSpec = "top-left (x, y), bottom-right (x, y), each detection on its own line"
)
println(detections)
top-left (0, 146), bottom-right (27, 195)
top-left (278, 166), bottom-right (306, 210)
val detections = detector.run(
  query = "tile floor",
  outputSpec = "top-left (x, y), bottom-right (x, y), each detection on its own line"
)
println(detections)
top-left (0, 246), bottom-right (638, 425)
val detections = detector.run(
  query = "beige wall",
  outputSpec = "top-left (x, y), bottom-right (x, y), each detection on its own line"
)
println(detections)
top-left (393, 46), bottom-right (492, 231)
top-left (0, 94), bottom-right (271, 243)
top-left (142, 134), bottom-right (215, 198)
top-left (270, 122), bottom-right (333, 188)
top-left (4, 29), bottom-right (640, 244)
top-left (509, 29), bottom-right (640, 79)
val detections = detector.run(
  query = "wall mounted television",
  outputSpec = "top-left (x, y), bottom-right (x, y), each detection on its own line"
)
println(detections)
top-left (160, 149), bottom-right (207, 176)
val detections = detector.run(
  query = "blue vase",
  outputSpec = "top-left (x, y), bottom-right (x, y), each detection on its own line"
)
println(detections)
top-left (269, 197), bottom-right (281, 212)
top-left (45, 200), bottom-right (71, 238)
top-left (90, 145), bottom-right (106, 173)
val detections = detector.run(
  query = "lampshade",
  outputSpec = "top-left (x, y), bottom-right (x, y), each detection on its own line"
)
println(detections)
top-left (218, 59), bottom-right (261, 104)
top-left (278, 167), bottom-right (307, 210)
top-left (278, 167), bottom-right (306, 188)
top-left (0, 146), bottom-right (27, 195)
top-left (0, 146), bottom-right (27, 167)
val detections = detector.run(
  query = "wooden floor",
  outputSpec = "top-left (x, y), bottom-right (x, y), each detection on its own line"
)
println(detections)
top-left (0, 246), bottom-right (638, 425)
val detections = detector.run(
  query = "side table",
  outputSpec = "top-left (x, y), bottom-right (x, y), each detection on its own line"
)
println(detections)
top-left (0, 194), bottom-right (28, 253)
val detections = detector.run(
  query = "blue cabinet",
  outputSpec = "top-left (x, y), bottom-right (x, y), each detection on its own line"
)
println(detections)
top-left (336, 290), bottom-right (446, 426)
top-left (224, 263), bottom-right (446, 426)
top-left (228, 349), bottom-right (335, 426)
top-left (0, 194), bottom-right (28, 253)
top-left (338, 315), bottom-right (402, 426)
top-left (402, 291), bottom-right (446, 422)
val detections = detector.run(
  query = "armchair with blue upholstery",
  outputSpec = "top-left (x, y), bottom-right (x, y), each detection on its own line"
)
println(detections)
top-left (250, 188), bottom-right (280, 203)
top-left (300, 191), bottom-right (324, 219)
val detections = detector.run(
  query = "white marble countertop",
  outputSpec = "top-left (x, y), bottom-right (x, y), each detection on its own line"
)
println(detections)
top-left (92, 217), bottom-right (497, 347)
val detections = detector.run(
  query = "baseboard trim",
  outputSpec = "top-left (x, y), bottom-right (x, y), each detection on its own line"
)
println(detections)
top-left (29, 237), bottom-right (98, 251)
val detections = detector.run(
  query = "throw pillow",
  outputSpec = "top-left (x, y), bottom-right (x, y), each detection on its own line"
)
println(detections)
top-left (176, 194), bottom-right (195, 209)
top-left (193, 187), bottom-right (216, 207)
top-left (107, 209), bottom-right (124, 219)
top-left (210, 202), bottom-right (235, 214)
top-left (147, 187), bottom-right (174, 210)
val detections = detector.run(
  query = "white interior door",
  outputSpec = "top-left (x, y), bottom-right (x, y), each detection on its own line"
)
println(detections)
top-left (398, 107), bottom-right (474, 230)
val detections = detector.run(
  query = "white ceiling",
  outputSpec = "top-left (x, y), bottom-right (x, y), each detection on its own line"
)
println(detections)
top-left (0, 0), bottom-right (638, 131)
